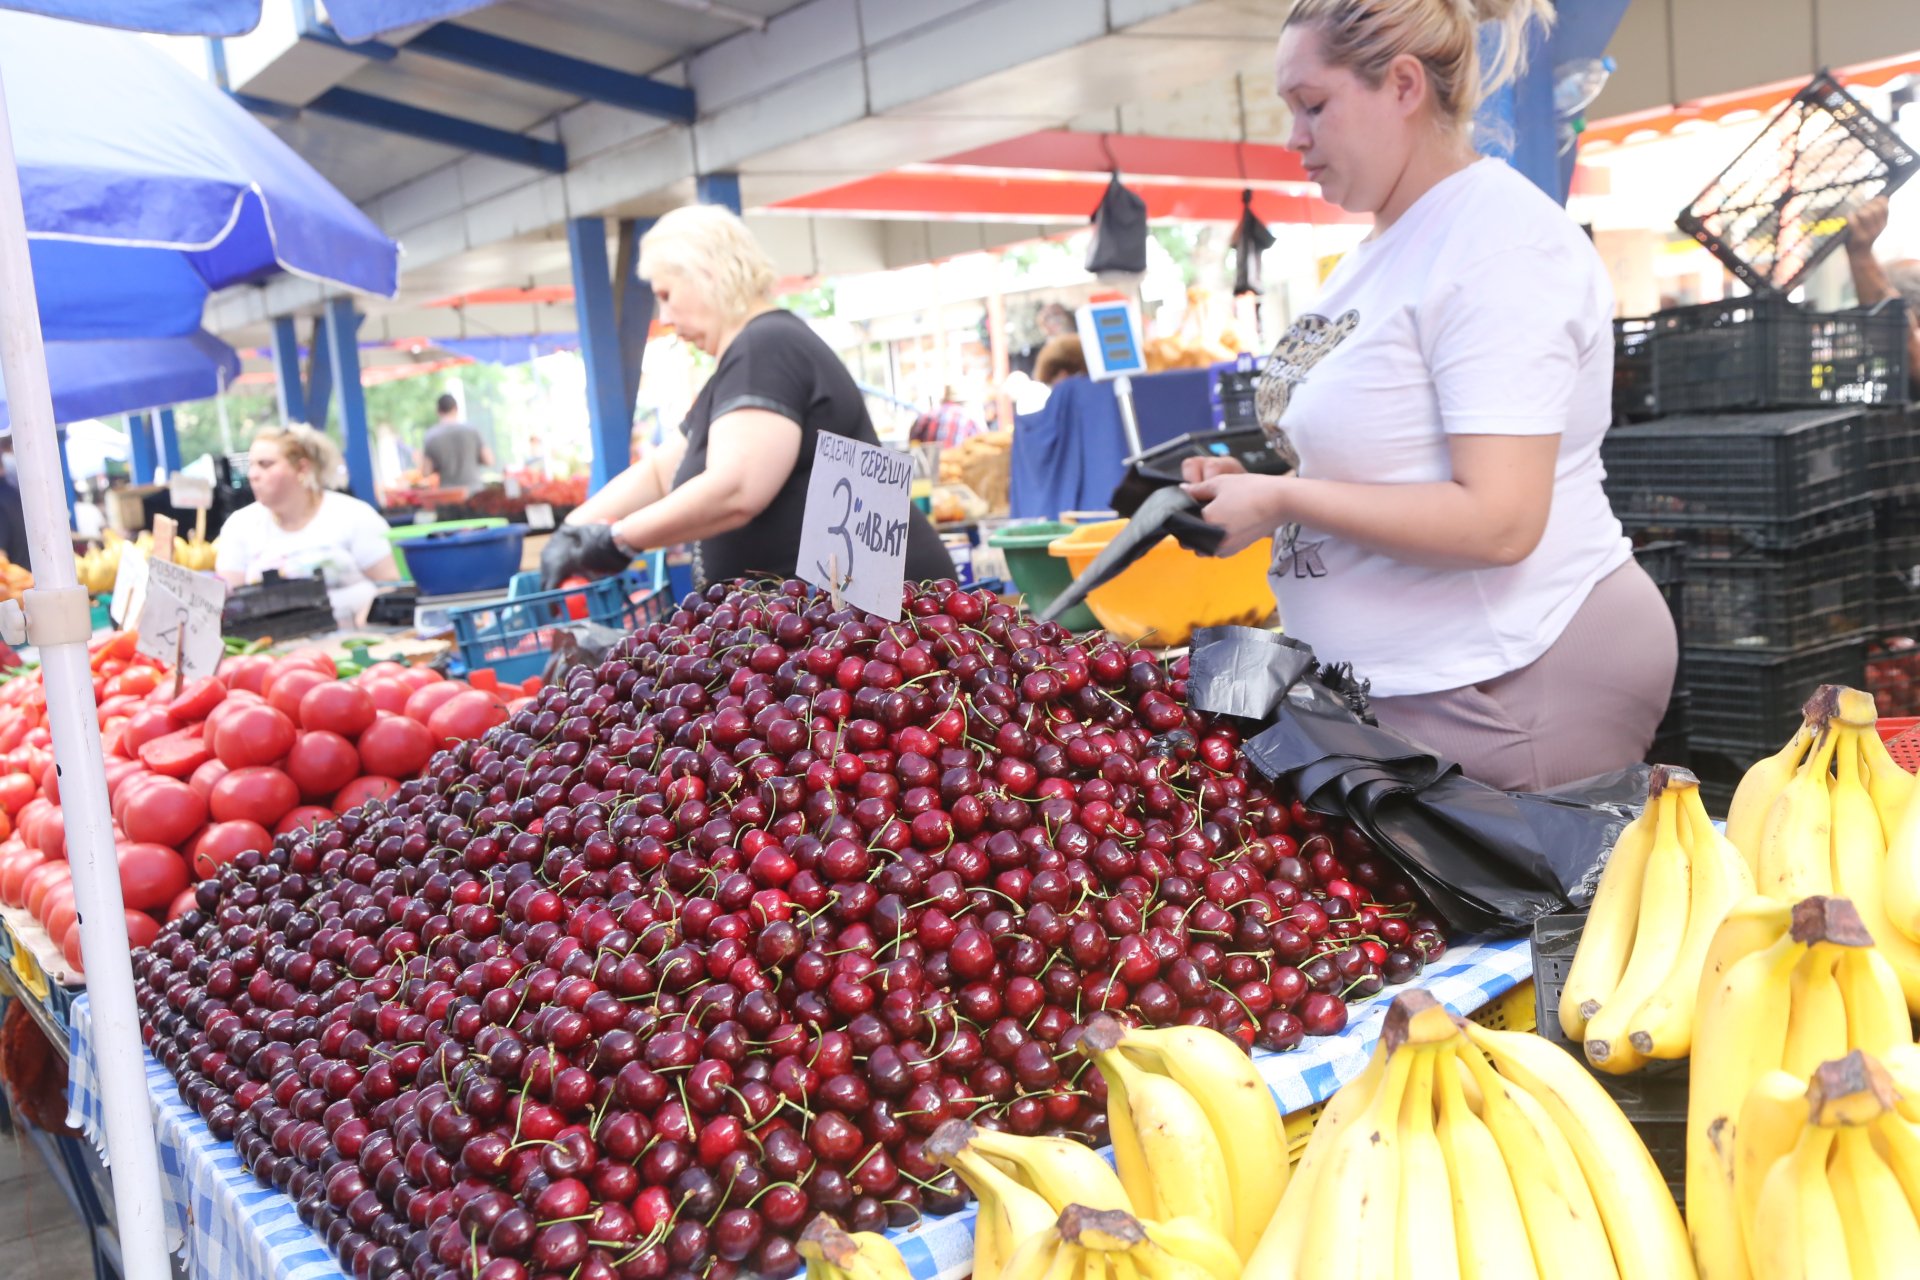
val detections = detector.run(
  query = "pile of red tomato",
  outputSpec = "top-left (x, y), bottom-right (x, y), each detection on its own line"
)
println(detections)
top-left (0, 631), bottom-right (537, 975)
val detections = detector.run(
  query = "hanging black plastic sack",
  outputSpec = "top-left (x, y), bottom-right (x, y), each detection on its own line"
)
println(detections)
top-left (1230, 189), bottom-right (1276, 295)
top-left (1187, 627), bottom-right (1630, 934)
top-left (1085, 172), bottom-right (1149, 275)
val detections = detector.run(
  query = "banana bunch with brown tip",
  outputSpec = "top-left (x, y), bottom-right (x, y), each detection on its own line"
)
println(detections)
top-left (797, 1215), bottom-right (913, 1280)
top-left (1732, 1051), bottom-right (1920, 1280)
top-left (999, 1205), bottom-right (1224, 1280)
top-left (1244, 990), bottom-right (1693, 1280)
top-left (1725, 685), bottom-right (1920, 1011)
top-left (1685, 895), bottom-right (1920, 1280)
top-left (1557, 765), bottom-right (1755, 1073)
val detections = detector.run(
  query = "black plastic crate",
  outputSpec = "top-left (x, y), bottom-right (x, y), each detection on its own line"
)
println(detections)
top-left (1645, 295), bottom-right (1910, 415)
top-left (1876, 489), bottom-right (1920, 634)
top-left (1613, 316), bottom-right (1659, 425)
top-left (1649, 689), bottom-right (1691, 768)
top-left (1866, 405), bottom-right (1920, 494)
top-left (1680, 513), bottom-right (1875, 650)
top-left (1604, 409), bottom-right (1869, 542)
top-left (1531, 914), bottom-right (1688, 1205)
top-left (1688, 637), bottom-right (1868, 755)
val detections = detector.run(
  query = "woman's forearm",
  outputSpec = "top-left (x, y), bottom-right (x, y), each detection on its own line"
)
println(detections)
top-left (612, 470), bottom-right (759, 550)
top-left (1278, 475), bottom-right (1548, 569)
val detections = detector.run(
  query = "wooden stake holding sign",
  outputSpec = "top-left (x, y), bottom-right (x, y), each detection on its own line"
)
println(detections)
top-left (796, 434), bottom-right (915, 621)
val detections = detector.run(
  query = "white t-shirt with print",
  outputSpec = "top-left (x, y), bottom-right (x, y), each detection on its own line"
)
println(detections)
top-left (214, 490), bottom-right (393, 628)
top-left (1265, 157), bottom-right (1629, 699)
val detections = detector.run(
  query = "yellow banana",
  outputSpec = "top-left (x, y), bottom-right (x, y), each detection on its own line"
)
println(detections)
top-left (1756, 719), bottom-right (1841, 902)
top-left (1832, 945), bottom-right (1912, 1057)
top-left (1731, 1071), bottom-right (1808, 1270)
top-left (1830, 1125), bottom-right (1920, 1280)
top-left (1461, 1021), bottom-right (1694, 1279)
top-left (1829, 729), bottom-right (1920, 1011)
top-left (798, 1216), bottom-right (915, 1280)
top-left (1876, 1041), bottom-right (1920, 1125)
top-left (1097, 1049), bottom-right (1233, 1245)
top-left (1727, 711), bottom-right (1815, 869)
top-left (1584, 790), bottom-right (1689, 1073)
top-left (1558, 780), bottom-right (1661, 1042)
top-left (1394, 1048), bottom-right (1460, 1280)
top-left (1782, 945), bottom-right (1851, 1078)
top-left (1433, 1037), bottom-right (1538, 1280)
top-left (1848, 690), bottom-right (1915, 842)
top-left (1867, 1097), bottom-right (1920, 1215)
top-left (1116, 1021), bottom-right (1289, 1260)
top-left (925, 1123), bottom-right (1062, 1280)
top-left (1628, 779), bottom-right (1755, 1058)
top-left (1687, 927), bottom-right (1807, 1280)
top-left (1293, 1043), bottom-right (1414, 1280)
top-left (1749, 1127), bottom-right (1841, 1280)
top-left (963, 1126), bottom-right (1134, 1215)
top-left (1138, 1219), bottom-right (1239, 1280)
top-left (1081, 1021), bottom-right (1158, 1218)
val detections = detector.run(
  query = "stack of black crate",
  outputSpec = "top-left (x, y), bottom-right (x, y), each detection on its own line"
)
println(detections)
top-left (1867, 405), bottom-right (1920, 716)
top-left (1602, 295), bottom-right (1911, 806)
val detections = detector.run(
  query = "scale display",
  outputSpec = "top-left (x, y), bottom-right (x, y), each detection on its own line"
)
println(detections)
top-left (1076, 300), bottom-right (1145, 379)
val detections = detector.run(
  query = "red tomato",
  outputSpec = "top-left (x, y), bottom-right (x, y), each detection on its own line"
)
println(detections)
top-left (101, 719), bottom-right (131, 760)
top-left (115, 667), bottom-right (160, 697)
top-left (138, 727), bottom-right (214, 778)
top-left (0, 772), bottom-right (34, 815)
top-left (122, 776), bottom-right (207, 848)
top-left (165, 887), bottom-right (196, 922)
top-left (213, 704), bottom-right (298, 769)
top-left (274, 805), bottom-right (335, 837)
top-left (355, 715), bottom-right (435, 780)
top-left (299, 683), bottom-right (375, 738)
top-left (191, 820), bottom-right (272, 877)
top-left (363, 679), bottom-right (412, 715)
top-left (286, 731), bottom-right (360, 801)
top-left (34, 806), bottom-right (64, 860)
top-left (95, 694), bottom-right (140, 723)
top-left (221, 654), bottom-right (272, 695)
top-left (45, 890), bottom-right (78, 943)
top-left (23, 861), bottom-right (70, 919)
top-left (123, 910), bottom-right (159, 950)
top-left (427, 690), bottom-right (508, 748)
top-left (267, 667), bottom-right (330, 723)
top-left (394, 667), bottom-right (442, 693)
top-left (209, 767), bottom-right (298, 828)
top-left (104, 758), bottom-right (146, 798)
top-left (0, 848), bottom-right (46, 907)
top-left (61, 918), bottom-right (82, 973)
top-left (202, 690), bottom-right (262, 741)
top-left (506, 696), bottom-right (534, 715)
top-left (39, 758), bottom-right (58, 805)
top-left (117, 841), bottom-right (191, 911)
top-left (557, 576), bottom-right (591, 620)
top-left (404, 680), bottom-right (469, 725)
top-left (355, 662), bottom-right (408, 684)
top-left (189, 758), bottom-right (231, 801)
top-left (334, 776), bottom-right (401, 813)
top-left (167, 677), bottom-right (227, 723)
top-left (122, 706), bottom-right (181, 755)
top-left (280, 648), bottom-right (338, 679)
top-left (16, 797), bottom-right (49, 849)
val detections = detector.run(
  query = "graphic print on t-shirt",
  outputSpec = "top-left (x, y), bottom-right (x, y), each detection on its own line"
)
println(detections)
top-left (1256, 309), bottom-right (1357, 579)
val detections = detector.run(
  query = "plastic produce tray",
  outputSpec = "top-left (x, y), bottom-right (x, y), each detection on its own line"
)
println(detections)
top-left (1687, 636), bottom-right (1868, 755)
top-left (450, 568), bottom-right (673, 683)
top-left (1603, 409), bottom-right (1870, 543)
top-left (1642, 295), bottom-right (1910, 415)
top-left (1530, 914), bottom-right (1688, 1204)
top-left (1679, 512), bottom-right (1876, 650)
top-left (1876, 487), bottom-right (1920, 633)
top-left (1612, 315), bottom-right (1659, 424)
top-left (1866, 405), bottom-right (1920, 494)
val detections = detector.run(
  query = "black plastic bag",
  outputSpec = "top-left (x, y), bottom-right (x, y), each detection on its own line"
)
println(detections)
top-left (1230, 189), bottom-right (1276, 295)
top-left (1189, 627), bottom-right (1625, 934)
top-left (1085, 173), bottom-right (1148, 276)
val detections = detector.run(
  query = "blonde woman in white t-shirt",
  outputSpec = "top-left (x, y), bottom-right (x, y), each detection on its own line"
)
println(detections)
top-left (215, 425), bottom-right (400, 628)
top-left (1183, 0), bottom-right (1675, 792)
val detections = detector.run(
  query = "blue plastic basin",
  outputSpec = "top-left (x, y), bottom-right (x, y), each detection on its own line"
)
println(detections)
top-left (403, 523), bottom-right (527, 597)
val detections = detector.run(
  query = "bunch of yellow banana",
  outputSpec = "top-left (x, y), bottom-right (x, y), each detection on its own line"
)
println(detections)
top-left (925, 1118), bottom-right (1133, 1280)
top-left (1723, 687), bottom-right (1920, 1009)
top-left (74, 527), bottom-right (219, 594)
top-left (797, 1215), bottom-right (913, 1280)
top-left (1557, 765), bottom-right (1754, 1073)
top-left (999, 1206), bottom-right (1220, 1280)
top-left (1245, 990), bottom-right (1692, 1280)
top-left (1734, 1051), bottom-right (1920, 1280)
top-left (1077, 1014), bottom-right (1290, 1261)
top-left (1685, 895), bottom-right (1920, 1280)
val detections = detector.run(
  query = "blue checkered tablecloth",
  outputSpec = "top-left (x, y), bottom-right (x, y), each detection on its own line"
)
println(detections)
top-left (67, 935), bottom-right (1531, 1280)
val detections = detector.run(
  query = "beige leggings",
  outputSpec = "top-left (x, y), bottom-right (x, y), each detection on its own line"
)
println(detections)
top-left (1368, 560), bottom-right (1679, 792)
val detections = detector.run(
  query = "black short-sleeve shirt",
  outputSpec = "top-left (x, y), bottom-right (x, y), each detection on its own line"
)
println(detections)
top-left (671, 309), bottom-right (955, 589)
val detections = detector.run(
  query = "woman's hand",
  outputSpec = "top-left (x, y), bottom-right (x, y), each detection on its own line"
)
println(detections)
top-left (1180, 455), bottom-right (1247, 483)
top-left (1182, 472), bottom-right (1288, 557)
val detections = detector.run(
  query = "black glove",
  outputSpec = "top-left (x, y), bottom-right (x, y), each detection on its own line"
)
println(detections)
top-left (539, 523), bottom-right (634, 589)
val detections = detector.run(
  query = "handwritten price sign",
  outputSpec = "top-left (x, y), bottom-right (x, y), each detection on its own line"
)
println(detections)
top-left (135, 559), bottom-right (228, 682)
top-left (797, 434), bottom-right (914, 621)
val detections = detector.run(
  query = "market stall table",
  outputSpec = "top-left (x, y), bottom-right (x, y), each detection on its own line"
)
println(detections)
top-left (63, 937), bottom-right (1531, 1280)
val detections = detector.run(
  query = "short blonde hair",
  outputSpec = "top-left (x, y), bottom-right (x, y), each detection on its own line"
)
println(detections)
top-left (254, 423), bottom-right (342, 494)
top-left (1285, 0), bottom-right (1555, 128)
top-left (638, 204), bottom-right (777, 326)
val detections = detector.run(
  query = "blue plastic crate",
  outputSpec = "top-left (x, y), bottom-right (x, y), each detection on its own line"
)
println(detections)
top-left (449, 556), bottom-right (673, 683)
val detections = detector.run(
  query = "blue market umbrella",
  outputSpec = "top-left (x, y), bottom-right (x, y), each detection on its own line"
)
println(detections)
top-left (0, 0), bottom-right (495, 42)
top-left (0, 329), bottom-right (240, 429)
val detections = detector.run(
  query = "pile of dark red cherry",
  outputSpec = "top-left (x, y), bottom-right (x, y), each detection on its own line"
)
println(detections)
top-left (134, 578), bottom-right (1445, 1280)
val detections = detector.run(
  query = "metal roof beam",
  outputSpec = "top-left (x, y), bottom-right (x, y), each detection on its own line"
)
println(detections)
top-left (403, 24), bottom-right (696, 124)
top-left (232, 87), bottom-right (568, 172)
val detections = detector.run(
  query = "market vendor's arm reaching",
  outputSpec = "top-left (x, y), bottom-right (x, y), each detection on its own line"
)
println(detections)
top-left (543, 204), bottom-right (952, 592)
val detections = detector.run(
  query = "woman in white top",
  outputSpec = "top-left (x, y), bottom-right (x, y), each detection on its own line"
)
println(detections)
top-left (1185, 0), bottom-right (1675, 791)
top-left (215, 424), bottom-right (399, 629)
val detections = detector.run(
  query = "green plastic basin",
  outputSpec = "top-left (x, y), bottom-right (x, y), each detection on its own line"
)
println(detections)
top-left (988, 521), bottom-right (1100, 631)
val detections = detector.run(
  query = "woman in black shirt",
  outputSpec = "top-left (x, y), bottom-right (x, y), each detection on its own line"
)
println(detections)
top-left (545, 205), bottom-right (952, 593)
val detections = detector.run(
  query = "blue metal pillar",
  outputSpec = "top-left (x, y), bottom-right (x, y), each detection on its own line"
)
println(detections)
top-left (56, 427), bottom-right (75, 530)
top-left (615, 218), bottom-right (657, 424)
top-left (695, 172), bottom-right (741, 213)
top-left (306, 316), bottom-right (334, 429)
top-left (270, 315), bottom-right (306, 424)
top-left (128, 413), bottom-right (157, 485)
top-left (569, 217), bottom-right (632, 494)
top-left (324, 297), bottom-right (378, 506)
top-left (157, 408), bottom-right (182, 475)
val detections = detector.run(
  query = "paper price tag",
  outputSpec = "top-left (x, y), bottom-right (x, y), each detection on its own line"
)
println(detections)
top-left (136, 559), bottom-right (228, 682)
top-left (797, 434), bottom-right (914, 621)
top-left (526, 503), bottom-right (555, 532)
top-left (168, 475), bottom-right (213, 510)
top-left (108, 546), bottom-right (148, 628)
